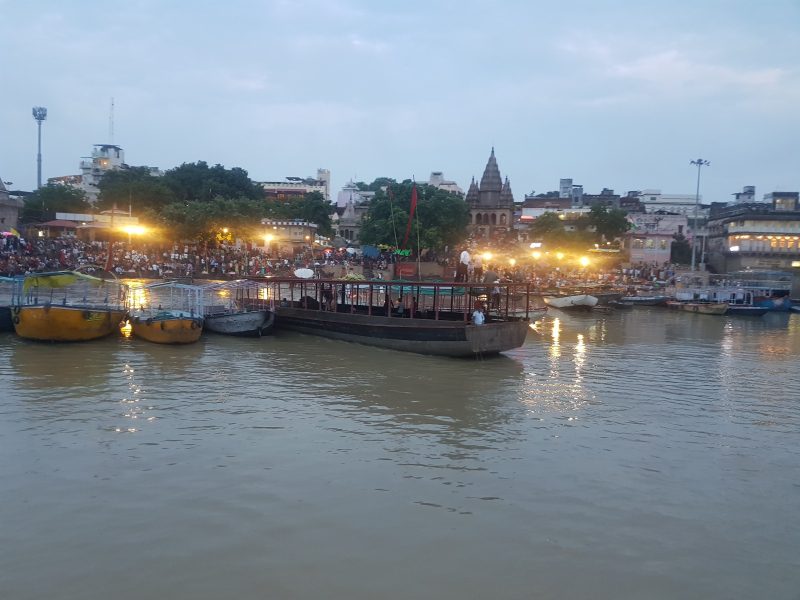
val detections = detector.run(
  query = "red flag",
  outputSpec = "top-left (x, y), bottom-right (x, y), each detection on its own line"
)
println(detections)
top-left (402, 184), bottom-right (417, 249)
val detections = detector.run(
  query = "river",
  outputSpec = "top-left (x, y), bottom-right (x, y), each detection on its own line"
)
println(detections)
top-left (1, 308), bottom-right (799, 599)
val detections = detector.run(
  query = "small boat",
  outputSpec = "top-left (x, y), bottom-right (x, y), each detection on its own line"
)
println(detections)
top-left (617, 295), bottom-right (670, 306)
top-left (0, 276), bottom-right (22, 332)
top-left (543, 294), bottom-right (598, 311)
top-left (12, 271), bottom-right (128, 342)
top-left (666, 300), bottom-right (729, 315)
top-left (201, 280), bottom-right (274, 337)
top-left (129, 282), bottom-right (204, 344)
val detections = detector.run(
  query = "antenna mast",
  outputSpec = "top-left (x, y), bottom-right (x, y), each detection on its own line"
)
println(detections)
top-left (109, 97), bottom-right (115, 143)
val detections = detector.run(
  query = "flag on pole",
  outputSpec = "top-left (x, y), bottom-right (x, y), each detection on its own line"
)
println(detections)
top-left (401, 184), bottom-right (417, 249)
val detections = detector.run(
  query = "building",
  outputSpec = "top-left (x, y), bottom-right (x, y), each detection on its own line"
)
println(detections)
top-left (732, 186), bottom-right (756, 204)
top-left (581, 188), bottom-right (620, 209)
top-left (331, 200), bottom-right (370, 245)
top-left (636, 189), bottom-right (706, 216)
top-left (705, 197), bottom-right (800, 272)
top-left (260, 169), bottom-right (330, 201)
top-left (428, 172), bottom-right (463, 195)
top-left (465, 148), bottom-right (515, 240)
top-left (626, 211), bottom-right (688, 265)
top-left (335, 180), bottom-right (374, 208)
top-left (0, 179), bottom-right (25, 232)
top-left (49, 144), bottom-right (162, 203)
top-left (261, 219), bottom-right (318, 255)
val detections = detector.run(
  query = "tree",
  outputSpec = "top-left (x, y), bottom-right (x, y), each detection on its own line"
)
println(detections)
top-left (163, 161), bottom-right (263, 203)
top-left (358, 181), bottom-right (469, 251)
top-left (21, 184), bottom-right (91, 222)
top-left (671, 233), bottom-right (692, 265)
top-left (588, 204), bottom-right (631, 242)
top-left (96, 167), bottom-right (176, 213)
top-left (157, 196), bottom-right (269, 241)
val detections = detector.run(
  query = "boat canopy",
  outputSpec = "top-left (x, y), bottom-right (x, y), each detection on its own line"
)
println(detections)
top-left (22, 271), bottom-right (109, 292)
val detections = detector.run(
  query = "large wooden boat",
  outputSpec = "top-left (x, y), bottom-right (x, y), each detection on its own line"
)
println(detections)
top-left (12, 271), bottom-right (128, 342)
top-left (129, 282), bottom-right (204, 344)
top-left (201, 280), bottom-right (274, 337)
top-left (617, 295), bottom-right (670, 306)
top-left (265, 278), bottom-right (535, 357)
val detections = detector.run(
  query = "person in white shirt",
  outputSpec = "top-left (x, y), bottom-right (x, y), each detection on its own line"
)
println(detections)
top-left (472, 302), bottom-right (485, 325)
top-left (456, 249), bottom-right (470, 282)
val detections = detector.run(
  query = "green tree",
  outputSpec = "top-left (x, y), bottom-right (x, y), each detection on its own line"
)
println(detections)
top-left (671, 233), bottom-right (692, 265)
top-left (157, 196), bottom-right (269, 241)
top-left (358, 181), bottom-right (468, 251)
top-left (21, 184), bottom-right (91, 222)
top-left (96, 167), bottom-right (176, 213)
top-left (588, 204), bottom-right (631, 242)
top-left (163, 161), bottom-right (263, 203)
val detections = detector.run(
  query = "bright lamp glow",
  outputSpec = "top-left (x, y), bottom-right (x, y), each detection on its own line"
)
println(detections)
top-left (729, 245), bottom-right (740, 252)
top-left (482, 252), bottom-right (492, 261)
top-left (556, 252), bottom-right (565, 260)
top-left (579, 256), bottom-right (590, 267)
top-left (121, 225), bottom-right (147, 236)
top-left (531, 251), bottom-right (542, 260)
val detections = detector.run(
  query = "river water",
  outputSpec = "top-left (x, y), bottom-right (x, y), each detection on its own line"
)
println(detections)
top-left (1, 308), bottom-right (799, 599)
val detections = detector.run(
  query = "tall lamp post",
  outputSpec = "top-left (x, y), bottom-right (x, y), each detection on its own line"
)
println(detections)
top-left (32, 106), bottom-right (48, 189)
top-left (690, 158), bottom-right (710, 271)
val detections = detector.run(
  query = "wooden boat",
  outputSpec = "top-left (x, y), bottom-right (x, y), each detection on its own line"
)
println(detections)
top-left (201, 280), bottom-right (274, 337)
top-left (12, 271), bottom-right (128, 342)
top-left (617, 295), bottom-right (670, 306)
top-left (129, 282), bottom-right (204, 344)
top-left (676, 289), bottom-right (767, 317)
top-left (666, 300), bottom-right (729, 315)
top-left (543, 294), bottom-right (598, 311)
top-left (266, 278), bottom-right (534, 357)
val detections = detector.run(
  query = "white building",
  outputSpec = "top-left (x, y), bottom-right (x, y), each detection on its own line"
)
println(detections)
top-left (260, 168), bottom-right (330, 201)
top-left (637, 189), bottom-right (707, 217)
top-left (428, 171), bottom-right (463, 195)
top-left (336, 181), bottom-right (374, 208)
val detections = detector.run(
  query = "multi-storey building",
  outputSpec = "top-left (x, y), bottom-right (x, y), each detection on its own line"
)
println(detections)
top-left (465, 148), bottom-right (515, 240)
top-left (261, 219), bottom-right (318, 255)
top-left (260, 169), bottom-right (330, 201)
top-left (626, 211), bottom-right (688, 265)
top-left (705, 196), bottom-right (800, 272)
top-left (428, 172), bottom-right (463, 195)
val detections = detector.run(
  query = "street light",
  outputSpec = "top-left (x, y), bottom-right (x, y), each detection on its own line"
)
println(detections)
top-left (32, 106), bottom-right (47, 189)
top-left (690, 158), bottom-right (710, 271)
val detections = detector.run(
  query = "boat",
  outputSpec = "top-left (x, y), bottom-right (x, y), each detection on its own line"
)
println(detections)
top-left (201, 280), bottom-right (274, 337)
top-left (11, 271), bottom-right (128, 342)
top-left (267, 278), bottom-right (533, 357)
top-left (675, 289), bottom-right (767, 316)
top-left (707, 271), bottom-right (793, 311)
top-left (543, 294), bottom-right (599, 311)
top-left (616, 295), bottom-right (670, 306)
top-left (666, 300), bottom-right (729, 315)
top-left (0, 276), bottom-right (22, 332)
top-left (128, 281), bottom-right (204, 344)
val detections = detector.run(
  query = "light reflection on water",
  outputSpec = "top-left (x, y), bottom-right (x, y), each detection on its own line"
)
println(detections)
top-left (0, 310), bottom-right (799, 599)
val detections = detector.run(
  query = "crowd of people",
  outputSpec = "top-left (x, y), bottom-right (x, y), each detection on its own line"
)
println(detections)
top-left (0, 234), bottom-right (677, 294)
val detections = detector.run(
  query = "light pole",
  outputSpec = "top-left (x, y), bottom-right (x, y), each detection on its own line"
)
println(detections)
top-left (690, 158), bottom-right (710, 271)
top-left (32, 106), bottom-right (47, 189)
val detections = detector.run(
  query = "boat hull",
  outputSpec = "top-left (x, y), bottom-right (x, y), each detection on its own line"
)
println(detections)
top-left (274, 307), bottom-right (529, 357)
top-left (12, 305), bottom-right (126, 341)
top-left (618, 296), bottom-right (670, 306)
top-left (543, 294), bottom-right (599, 310)
top-left (0, 306), bottom-right (13, 332)
top-left (204, 310), bottom-right (273, 337)
top-left (131, 316), bottom-right (203, 344)
top-left (666, 301), bottom-right (729, 315)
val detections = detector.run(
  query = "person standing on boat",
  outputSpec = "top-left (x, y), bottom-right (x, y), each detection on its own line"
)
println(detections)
top-left (456, 249), bottom-right (471, 282)
top-left (472, 301), bottom-right (485, 325)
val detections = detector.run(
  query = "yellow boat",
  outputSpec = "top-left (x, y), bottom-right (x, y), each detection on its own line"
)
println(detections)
top-left (130, 312), bottom-right (203, 344)
top-left (13, 271), bottom-right (128, 342)
top-left (128, 282), bottom-right (204, 344)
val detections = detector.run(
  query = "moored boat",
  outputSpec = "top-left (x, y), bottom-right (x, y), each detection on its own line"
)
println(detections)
top-left (129, 282), bottom-right (204, 344)
top-left (201, 280), bottom-right (274, 337)
top-left (617, 295), bottom-right (670, 306)
top-left (666, 300), bottom-right (729, 315)
top-left (12, 271), bottom-right (128, 342)
top-left (543, 294), bottom-right (598, 311)
top-left (268, 279), bottom-right (534, 357)
top-left (0, 276), bottom-right (22, 332)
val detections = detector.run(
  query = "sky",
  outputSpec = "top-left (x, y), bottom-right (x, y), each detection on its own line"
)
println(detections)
top-left (1, 0), bottom-right (799, 204)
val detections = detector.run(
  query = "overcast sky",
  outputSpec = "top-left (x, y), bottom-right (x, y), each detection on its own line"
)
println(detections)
top-left (2, 0), bottom-right (799, 203)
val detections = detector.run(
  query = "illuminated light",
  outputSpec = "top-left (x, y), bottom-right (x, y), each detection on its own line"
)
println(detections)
top-left (791, 261), bottom-right (800, 267)
top-left (729, 245), bottom-right (740, 252)
top-left (532, 251), bottom-right (542, 260)
top-left (529, 242), bottom-right (542, 249)
top-left (222, 227), bottom-right (229, 234)
top-left (482, 252), bottom-right (492, 261)
top-left (508, 258), bottom-right (516, 266)
top-left (120, 225), bottom-right (147, 236)
top-left (556, 252), bottom-right (565, 260)
top-left (579, 256), bottom-right (590, 267)
top-left (120, 320), bottom-right (133, 337)
top-left (265, 233), bottom-right (274, 243)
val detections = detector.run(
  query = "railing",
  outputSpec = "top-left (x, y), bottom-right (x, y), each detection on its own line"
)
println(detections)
top-left (260, 278), bottom-right (545, 322)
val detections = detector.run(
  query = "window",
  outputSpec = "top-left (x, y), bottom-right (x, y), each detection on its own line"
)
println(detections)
top-left (645, 239), bottom-right (655, 249)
